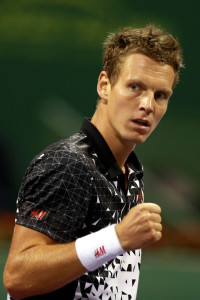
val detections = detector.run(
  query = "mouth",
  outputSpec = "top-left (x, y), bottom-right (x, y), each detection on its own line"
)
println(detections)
top-left (133, 119), bottom-right (150, 127)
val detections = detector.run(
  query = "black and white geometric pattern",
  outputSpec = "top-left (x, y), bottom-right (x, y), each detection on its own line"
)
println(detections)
top-left (11, 118), bottom-right (144, 300)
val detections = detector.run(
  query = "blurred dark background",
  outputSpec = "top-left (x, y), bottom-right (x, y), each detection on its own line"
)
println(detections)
top-left (0, 0), bottom-right (200, 299)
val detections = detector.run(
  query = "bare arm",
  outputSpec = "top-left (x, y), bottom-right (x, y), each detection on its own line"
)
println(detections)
top-left (3, 203), bottom-right (162, 299)
top-left (3, 225), bottom-right (86, 299)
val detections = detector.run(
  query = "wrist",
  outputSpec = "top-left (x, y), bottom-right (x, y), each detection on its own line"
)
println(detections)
top-left (115, 223), bottom-right (128, 251)
top-left (75, 224), bottom-right (125, 272)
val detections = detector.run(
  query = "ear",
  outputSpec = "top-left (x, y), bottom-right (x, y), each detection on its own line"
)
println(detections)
top-left (97, 71), bottom-right (111, 104)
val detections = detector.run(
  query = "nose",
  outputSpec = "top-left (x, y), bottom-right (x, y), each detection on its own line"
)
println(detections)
top-left (139, 92), bottom-right (154, 113)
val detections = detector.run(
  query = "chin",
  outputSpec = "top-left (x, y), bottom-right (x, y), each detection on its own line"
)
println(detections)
top-left (134, 138), bottom-right (148, 145)
top-left (132, 133), bottom-right (150, 143)
top-left (122, 136), bottom-right (148, 147)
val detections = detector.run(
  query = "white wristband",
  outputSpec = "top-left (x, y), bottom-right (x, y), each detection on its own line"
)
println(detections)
top-left (75, 224), bottom-right (125, 272)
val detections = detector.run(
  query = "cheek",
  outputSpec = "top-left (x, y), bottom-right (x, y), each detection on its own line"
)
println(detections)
top-left (155, 107), bottom-right (167, 125)
top-left (108, 92), bottom-right (127, 114)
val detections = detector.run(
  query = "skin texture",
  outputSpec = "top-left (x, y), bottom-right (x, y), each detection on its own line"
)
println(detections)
top-left (3, 53), bottom-right (175, 299)
top-left (3, 225), bottom-right (87, 299)
top-left (92, 53), bottom-right (174, 169)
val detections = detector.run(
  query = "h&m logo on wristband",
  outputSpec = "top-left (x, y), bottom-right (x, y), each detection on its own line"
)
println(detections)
top-left (94, 245), bottom-right (106, 258)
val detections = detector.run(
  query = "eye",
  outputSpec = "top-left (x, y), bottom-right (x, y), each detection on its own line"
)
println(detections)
top-left (155, 91), bottom-right (167, 100)
top-left (130, 84), bottom-right (140, 91)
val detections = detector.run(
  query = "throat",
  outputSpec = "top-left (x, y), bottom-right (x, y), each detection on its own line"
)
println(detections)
top-left (122, 163), bottom-right (129, 190)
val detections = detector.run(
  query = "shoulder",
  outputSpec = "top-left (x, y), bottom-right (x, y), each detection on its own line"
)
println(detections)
top-left (18, 132), bottom-right (96, 196)
top-left (17, 132), bottom-right (94, 210)
top-left (27, 132), bottom-right (92, 175)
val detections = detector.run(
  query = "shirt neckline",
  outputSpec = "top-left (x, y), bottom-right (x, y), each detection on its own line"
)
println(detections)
top-left (80, 118), bottom-right (143, 180)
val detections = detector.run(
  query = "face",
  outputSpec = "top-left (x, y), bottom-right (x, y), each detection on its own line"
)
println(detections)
top-left (98, 53), bottom-right (175, 148)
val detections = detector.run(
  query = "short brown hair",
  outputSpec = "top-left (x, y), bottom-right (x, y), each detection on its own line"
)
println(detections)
top-left (102, 25), bottom-right (184, 88)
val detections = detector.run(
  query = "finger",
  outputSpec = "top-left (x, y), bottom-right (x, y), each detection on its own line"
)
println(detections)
top-left (140, 203), bottom-right (161, 214)
top-left (150, 213), bottom-right (162, 223)
top-left (150, 226), bottom-right (162, 241)
top-left (154, 230), bottom-right (162, 241)
top-left (154, 222), bottom-right (162, 232)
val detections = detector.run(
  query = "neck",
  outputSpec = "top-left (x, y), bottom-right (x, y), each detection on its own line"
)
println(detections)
top-left (91, 109), bottom-right (135, 171)
top-left (108, 140), bottom-right (132, 170)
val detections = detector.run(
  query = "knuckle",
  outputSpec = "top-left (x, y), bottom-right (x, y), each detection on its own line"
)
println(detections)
top-left (150, 229), bottom-right (156, 240)
top-left (138, 203), bottom-right (147, 212)
top-left (149, 228), bottom-right (162, 241)
top-left (143, 213), bottom-right (151, 223)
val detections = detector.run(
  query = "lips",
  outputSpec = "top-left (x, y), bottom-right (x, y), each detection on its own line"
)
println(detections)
top-left (133, 119), bottom-right (150, 127)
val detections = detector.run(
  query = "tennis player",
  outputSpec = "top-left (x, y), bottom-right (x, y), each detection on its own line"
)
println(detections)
top-left (4, 25), bottom-right (183, 300)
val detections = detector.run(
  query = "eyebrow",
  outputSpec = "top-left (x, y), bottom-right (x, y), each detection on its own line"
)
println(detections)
top-left (128, 79), bottom-right (173, 97)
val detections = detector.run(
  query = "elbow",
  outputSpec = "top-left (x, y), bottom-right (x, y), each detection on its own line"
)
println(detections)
top-left (3, 264), bottom-right (27, 300)
top-left (3, 268), bottom-right (17, 299)
top-left (3, 268), bottom-right (19, 300)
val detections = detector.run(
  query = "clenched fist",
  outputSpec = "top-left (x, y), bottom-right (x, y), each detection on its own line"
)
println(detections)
top-left (115, 203), bottom-right (162, 251)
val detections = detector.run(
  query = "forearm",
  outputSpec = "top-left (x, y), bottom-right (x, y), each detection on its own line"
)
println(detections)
top-left (4, 202), bottom-right (162, 299)
top-left (4, 241), bottom-right (86, 299)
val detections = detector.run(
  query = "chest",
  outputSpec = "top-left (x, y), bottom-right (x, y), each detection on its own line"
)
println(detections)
top-left (84, 170), bottom-right (144, 231)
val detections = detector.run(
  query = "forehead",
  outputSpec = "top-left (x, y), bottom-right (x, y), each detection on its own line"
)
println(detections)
top-left (118, 53), bottom-right (175, 89)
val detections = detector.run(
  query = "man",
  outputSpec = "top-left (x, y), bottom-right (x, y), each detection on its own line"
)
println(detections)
top-left (4, 25), bottom-right (183, 299)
